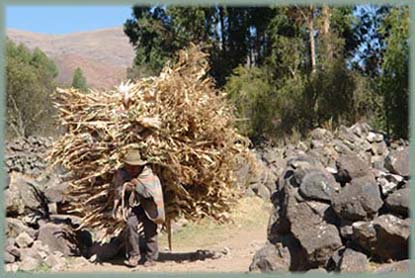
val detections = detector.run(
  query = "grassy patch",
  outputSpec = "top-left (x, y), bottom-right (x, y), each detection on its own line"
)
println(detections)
top-left (35, 263), bottom-right (52, 273)
top-left (159, 196), bottom-right (271, 250)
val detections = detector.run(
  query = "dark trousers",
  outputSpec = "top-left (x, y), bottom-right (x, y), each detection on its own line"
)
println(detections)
top-left (125, 205), bottom-right (158, 261)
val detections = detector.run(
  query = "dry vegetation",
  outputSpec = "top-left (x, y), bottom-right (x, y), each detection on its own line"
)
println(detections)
top-left (50, 44), bottom-right (254, 243)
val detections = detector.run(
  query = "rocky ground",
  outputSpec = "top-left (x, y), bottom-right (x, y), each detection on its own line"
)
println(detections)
top-left (4, 122), bottom-right (410, 273)
top-left (249, 122), bottom-right (410, 273)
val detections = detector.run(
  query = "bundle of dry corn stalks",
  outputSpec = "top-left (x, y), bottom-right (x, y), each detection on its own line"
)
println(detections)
top-left (49, 44), bottom-right (253, 243)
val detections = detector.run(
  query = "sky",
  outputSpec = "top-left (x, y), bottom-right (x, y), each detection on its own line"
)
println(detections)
top-left (6, 6), bottom-right (133, 34)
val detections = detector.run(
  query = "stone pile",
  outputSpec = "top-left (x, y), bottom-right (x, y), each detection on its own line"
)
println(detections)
top-left (4, 170), bottom-right (91, 272)
top-left (250, 122), bottom-right (409, 273)
top-left (5, 136), bottom-right (53, 176)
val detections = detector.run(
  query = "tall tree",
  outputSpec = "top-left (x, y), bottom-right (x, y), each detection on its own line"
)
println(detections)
top-left (72, 67), bottom-right (88, 91)
top-left (6, 41), bottom-right (58, 137)
top-left (378, 6), bottom-right (409, 138)
top-left (124, 5), bottom-right (275, 86)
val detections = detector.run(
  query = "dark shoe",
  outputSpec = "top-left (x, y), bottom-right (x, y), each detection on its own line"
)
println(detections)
top-left (143, 260), bottom-right (156, 267)
top-left (124, 256), bottom-right (140, 267)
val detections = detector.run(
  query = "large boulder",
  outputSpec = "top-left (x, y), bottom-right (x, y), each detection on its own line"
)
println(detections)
top-left (42, 175), bottom-right (70, 203)
top-left (385, 147), bottom-right (409, 177)
top-left (37, 222), bottom-right (79, 256)
top-left (335, 154), bottom-right (370, 182)
top-left (4, 251), bottom-right (16, 264)
top-left (332, 175), bottom-right (383, 221)
top-left (6, 218), bottom-right (37, 238)
top-left (377, 172), bottom-right (404, 195)
top-left (5, 172), bottom-right (46, 216)
top-left (285, 186), bottom-right (342, 268)
top-left (299, 169), bottom-right (340, 202)
top-left (385, 188), bottom-right (409, 216)
top-left (339, 248), bottom-right (368, 273)
top-left (15, 232), bottom-right (34, 248)
top-left (249, 241), bottom-right (291, 272)
top-left (352, 215), bottom-right (409, 261)
top-left (372, 215), bottom-right (409, 261)
top-left (5, 242), bottom-right (21, 261)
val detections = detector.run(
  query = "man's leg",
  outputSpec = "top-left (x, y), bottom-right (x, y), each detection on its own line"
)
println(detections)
top-left (125, 208), bottom-right (141, 266)
top-left (140, 211), bottom-right (158, 263)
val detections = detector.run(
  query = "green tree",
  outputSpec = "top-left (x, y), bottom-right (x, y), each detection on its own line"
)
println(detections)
top-left (378, 7), bottom-right (409, 138)
top-left (72, 67), bottom-right (88, 91)
top-left (6, 40), bottom-right (58, 137)
top-left (123, 5), bottom-right (407, 142)
top-left (124, 6), bottom-right (275, 85)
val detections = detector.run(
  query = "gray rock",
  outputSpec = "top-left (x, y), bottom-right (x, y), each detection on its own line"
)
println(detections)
top-left (44, 180), bottom-right (69, 203)
top-left (5, 263), bottom-right (20, 272)
top-left (375, 260), bottom-right (409, 273)
top-left (372, 215), bottom-right (409, 261)
top-left (6, 172), bottom-right (44, 216)
top-left (371, 141), bottom-right (388, 156)
top-left (292, 163), bottom-right (327, 188)
top-left (19, 256), bottom-right (40, 272)
top-left (6, 218), bottom-right (37, 238)
top-left (333, 140), bottom-right (352, 154)
top-left (367, 132), bottom-right (384, 143)
top-left (352, 215), bottom-right (409, 261)
top-left (38, 222), bottom-right (78, 256)
top-left (19, 247), bottom-right (45, 262)
top-left (385, 147), bottom-right (409, 177)
top-left (350, 122), bottom-right (371, 137)
top-left (45, 253), bottom-right (66, 269)
top-left (310, 128), bottom-right (333, 141)
top-left (336, 154), bottom-right (369, 182)
top-left (16, 232), bottom-right (34, 248)
top-left (5, 244), bottom-right (21, 259)
top-left (352, 221), bottom-right (377, 254)
top-left (249, 241), bottom-right (291, 272)
top-left (340, 248), bottom-right (368, 273)
top-left (285, 186), bottom-right (342, 267)
top-left (377, 175), bottom-right (402, 195)
top-left (371, 155), bottom-right (385, 169)
top-left (310, 140), bottom-right (325, 149)
top-left (5, 251), bottom-right (16, 263)
top-left (385, 188), bottom-right (409, 216)
top-left (255, 184), bottom-right (271, 200)
top-left (299, 170), bottom-right (340, 202)
top-left (339, 126), bottom-right (358, 143)
top-left (234, 155), bottom-right (251, 188)
top-left (339, 221), bottom-right (353, 241)
top-left (332, 175), bottom-right (383, 221)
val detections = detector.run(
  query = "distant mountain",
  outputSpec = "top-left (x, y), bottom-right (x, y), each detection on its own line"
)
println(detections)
top-left (7, 27), bottom-right (136, 89)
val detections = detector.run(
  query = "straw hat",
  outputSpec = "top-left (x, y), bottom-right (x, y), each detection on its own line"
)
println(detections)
top-left (122, 148), bottom-right (147, 166)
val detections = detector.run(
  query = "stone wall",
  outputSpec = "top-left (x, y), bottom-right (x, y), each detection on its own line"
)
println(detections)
top-left (250, 122), bottom-right (409, 273)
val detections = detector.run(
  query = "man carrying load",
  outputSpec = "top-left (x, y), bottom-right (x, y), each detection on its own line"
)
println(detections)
top-left (111, 148), bottom-right (165, 267)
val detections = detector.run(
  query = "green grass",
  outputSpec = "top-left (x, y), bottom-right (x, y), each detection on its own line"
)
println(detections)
top-left (35, 263), bottom-right (52, 273)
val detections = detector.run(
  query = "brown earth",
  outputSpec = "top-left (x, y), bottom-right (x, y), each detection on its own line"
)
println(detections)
top-left (62, 197), bottom-right (271, 273)
top-left (6, 27), bottom-right (135, 89)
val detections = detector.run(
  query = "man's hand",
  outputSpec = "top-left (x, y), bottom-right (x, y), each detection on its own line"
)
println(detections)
top-left (123, 181), bottom-right (136, 191)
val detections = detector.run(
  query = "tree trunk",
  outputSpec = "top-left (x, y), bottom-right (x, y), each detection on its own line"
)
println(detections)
top-left (218, 6), bottom-right (226, 52)
top-left (307, 6), bottom-right (316, 73)
top-left (321, 5), bottom-right (333, 59)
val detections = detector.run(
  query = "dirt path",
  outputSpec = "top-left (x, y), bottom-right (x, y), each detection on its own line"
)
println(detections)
top-left (63, 197), bottom-right (271, 273)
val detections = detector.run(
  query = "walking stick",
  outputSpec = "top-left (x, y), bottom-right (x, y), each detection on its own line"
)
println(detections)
top-left (167, 218), bottom-right (172, 251)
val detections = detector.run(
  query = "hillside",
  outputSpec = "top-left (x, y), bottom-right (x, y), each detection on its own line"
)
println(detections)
top-left (6, 27), bottom-right (135, 89)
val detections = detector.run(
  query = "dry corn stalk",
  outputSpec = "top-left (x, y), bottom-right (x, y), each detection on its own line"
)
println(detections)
top-left (49, 44), bottom-right (253, 243)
